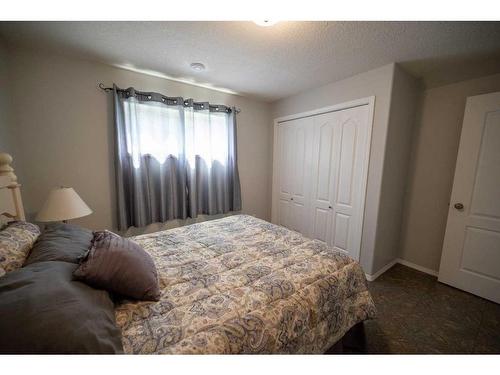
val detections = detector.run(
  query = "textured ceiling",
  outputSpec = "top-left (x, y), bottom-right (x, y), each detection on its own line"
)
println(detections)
top-left (1, 21), bottom-right (500, 101)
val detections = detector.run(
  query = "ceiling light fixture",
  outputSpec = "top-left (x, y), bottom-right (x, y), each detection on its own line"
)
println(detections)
top-left (190, 62), bottom-right (206, 71)
top-left (254, 20), bottom-right (279, 27)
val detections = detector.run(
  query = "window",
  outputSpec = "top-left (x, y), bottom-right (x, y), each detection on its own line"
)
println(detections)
top-left (123, 100), bottom-right (230, 169)
top-left (113, 86), bottom-right (241, 230)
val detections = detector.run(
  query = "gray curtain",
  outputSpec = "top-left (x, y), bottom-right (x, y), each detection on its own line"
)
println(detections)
top-left (113, 85), bottom-right (241, 230)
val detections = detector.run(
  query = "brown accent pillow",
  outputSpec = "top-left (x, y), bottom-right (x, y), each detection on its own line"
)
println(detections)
top-left (73, 230), bottom-right (160, 301)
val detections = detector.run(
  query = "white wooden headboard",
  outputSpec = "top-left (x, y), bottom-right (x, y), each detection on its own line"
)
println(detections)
top-left (0, 152), bottom-right (26, 224)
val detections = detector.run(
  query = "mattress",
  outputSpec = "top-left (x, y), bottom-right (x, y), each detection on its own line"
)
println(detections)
top-left (115, 215), bottom-right (376, 354)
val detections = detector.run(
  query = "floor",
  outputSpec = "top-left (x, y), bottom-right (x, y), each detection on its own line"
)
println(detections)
top-left (361, 264), bottom-right (500, 354)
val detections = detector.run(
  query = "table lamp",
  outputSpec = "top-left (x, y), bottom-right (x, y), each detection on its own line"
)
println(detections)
top-left (36, 187), bottom-right (92, 223)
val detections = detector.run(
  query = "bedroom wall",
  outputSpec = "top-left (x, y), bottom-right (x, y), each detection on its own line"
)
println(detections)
top-left (0, 39), bottom-right (14, 155)
top-left (399, 72), bottom-right (500, 272)
top-left (373, 65), bottom-right (421, 273)
top-left (272, 63), bottom-right (400, 275)
top-left (5, 47), bottom-right (273, 231)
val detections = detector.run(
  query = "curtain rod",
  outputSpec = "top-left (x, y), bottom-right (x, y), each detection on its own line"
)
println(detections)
top-left (98, 83), bottom-right (241, 113)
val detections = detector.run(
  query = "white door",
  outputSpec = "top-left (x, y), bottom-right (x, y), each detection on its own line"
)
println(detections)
top-left (439, 91), bottom-right (500, 304)
top-left (276, 117), bottom-right (312, 234)
top-left (309, 105), bottom-right (371, 260)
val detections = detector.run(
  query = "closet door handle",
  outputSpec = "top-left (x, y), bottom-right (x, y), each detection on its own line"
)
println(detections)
top-left (328, 205), bottom-right (332, 209)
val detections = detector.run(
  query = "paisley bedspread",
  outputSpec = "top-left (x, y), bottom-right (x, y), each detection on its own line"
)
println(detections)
top-left (115, 215), bottom-right (376, 354)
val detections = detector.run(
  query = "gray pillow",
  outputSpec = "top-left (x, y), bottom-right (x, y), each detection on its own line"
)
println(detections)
top-left (24, 222), bottom-right (93, 265)
top-left (74, 231), bottom-right (160, 301)
top-left (0, 261), bottom-right (123, 354)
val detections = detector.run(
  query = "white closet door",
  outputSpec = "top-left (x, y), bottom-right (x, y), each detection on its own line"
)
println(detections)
top-left (308, 112), bottom-right (339, 244)
top-left (309, 105), bottom-right (370, 260)
top-left (276, 117), bottom-right (312, 234)
top-left (438, 92), bottom-right (500, 303)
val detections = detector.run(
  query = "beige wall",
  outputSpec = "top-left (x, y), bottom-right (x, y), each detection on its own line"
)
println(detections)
top-left (400, 72), bottom-right (500, 272)
top-left (5, 47), bottom-right (272, 231)
top-left (373, 65), bottom-right (421, 272)
top-left (272, 64), bottom-right (398, 275)
top-left (0, 39), bottom-right (14, 155)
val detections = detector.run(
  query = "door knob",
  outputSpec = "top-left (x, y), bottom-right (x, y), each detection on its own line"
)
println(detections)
top-left (454, 203), bottom-right (464, 210)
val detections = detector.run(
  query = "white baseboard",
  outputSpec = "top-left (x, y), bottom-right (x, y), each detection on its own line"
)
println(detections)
top-left (396, 258), bottom-right (439, 277)
top-left (365, 257), bottom-right (439, 281)
top-left (365, 259), bottom-right (398, 281)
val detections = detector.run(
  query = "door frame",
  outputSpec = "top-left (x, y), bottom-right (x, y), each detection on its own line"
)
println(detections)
top-left (271, 96), bottom-right (376, 260)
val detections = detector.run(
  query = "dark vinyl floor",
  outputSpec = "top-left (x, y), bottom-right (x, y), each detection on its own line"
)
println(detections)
top-left (362, 264), bottom-right (500, 354)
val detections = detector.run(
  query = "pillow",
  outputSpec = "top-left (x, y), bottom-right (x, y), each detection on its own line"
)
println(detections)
top-left (24, 222), bottom-right (93, 265)
top-left (0, 221), bottom-right (40, 273)
top-left (74, 230), bottom-right (160, 301)
top-left (0, 261), bottom-right (123, 353)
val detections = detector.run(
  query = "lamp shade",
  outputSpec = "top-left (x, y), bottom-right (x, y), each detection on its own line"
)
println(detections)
top-left (36, 187), bottom-right (92, 222)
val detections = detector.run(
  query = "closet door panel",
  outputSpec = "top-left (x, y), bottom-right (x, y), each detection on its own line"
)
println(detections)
top-left (337, 119), bottom-right (357, 206)
top-left (290, 200), bottom-right (307, 233)
top-left (332, 106), bottom-right (370, 258)
top-left (293, 126), bottom-right (307, 199)
top-left (277, 125), bottom-right (292, 227)
top-left (308, 105), bottom-right (370, 260)
top-left (332, 115), bottom-right (357, 252)
top-left (278, 197), bottom-right (291, 228)
top-left (316, 124), bottom-right (335, 201)
top-left (276, 118), bottom-right (312, 234)
top-left (290, 118), bottom-right (312, 234)
top-left (309, 112), bottom-right (340, 245)
top-left (312, 207), bottom-right (330, 242)
top-left (278, 125), bottom-right (293, 197)
top-left (333, 212), bottom-right (350, 251)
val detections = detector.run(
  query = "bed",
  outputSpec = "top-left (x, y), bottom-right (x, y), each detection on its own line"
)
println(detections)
top-left (0, 152), bottom-right (376, 354)
top-left (116, 215), bottom-right (376, 353)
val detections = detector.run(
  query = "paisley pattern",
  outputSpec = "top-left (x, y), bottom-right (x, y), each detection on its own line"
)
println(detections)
top-left (115, 215), bottom-right (376, 354)
top-left (0, 221), bottom-right (40, 274)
